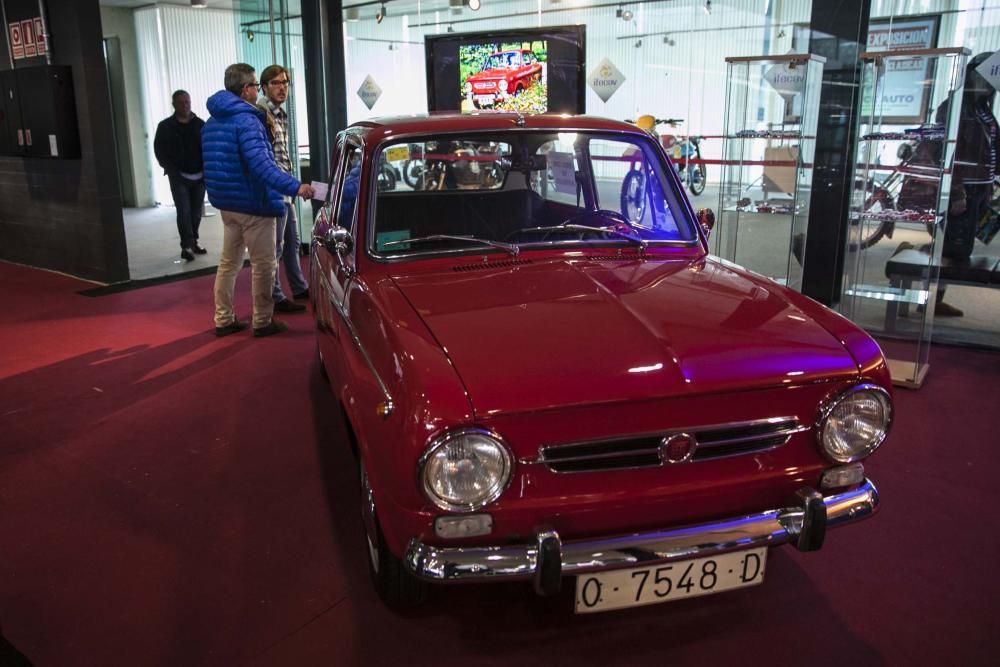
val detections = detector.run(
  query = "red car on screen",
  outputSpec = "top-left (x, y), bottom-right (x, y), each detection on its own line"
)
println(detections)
top-left (464, 49), bottom-right (542, 108)
top-left (310, 113), bottom-right (891, 613)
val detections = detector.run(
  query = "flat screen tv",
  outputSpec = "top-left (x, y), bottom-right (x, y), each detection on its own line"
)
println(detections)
top-left (425, 25), bottom-right (586, 114)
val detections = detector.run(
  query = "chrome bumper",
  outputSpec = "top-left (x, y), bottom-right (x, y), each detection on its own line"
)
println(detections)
top-left (405, 479), bottom-right (879, 593)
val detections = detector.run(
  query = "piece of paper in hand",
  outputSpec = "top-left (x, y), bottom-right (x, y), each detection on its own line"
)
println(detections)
top-left (311, 181), bottom-right (329, 201)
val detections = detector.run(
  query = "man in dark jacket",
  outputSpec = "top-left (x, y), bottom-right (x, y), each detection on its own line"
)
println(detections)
top-left (153, 90), bottom-right (206, 261)
top-left (202, 63), bottom-right (314, 338)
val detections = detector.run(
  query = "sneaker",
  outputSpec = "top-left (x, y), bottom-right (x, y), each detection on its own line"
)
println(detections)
top-left (192, 243), bottom-right (208, 255)
top-left (215, 318), bottom-right (248, 337)
top-left (293, 289), bottom-right (310, 301)
top-left (274, 299), bottom-right (306, 313)
top-left (253, 319), bottom-right (288, 337)
top-left (181, 248), bottom-right (196, 261)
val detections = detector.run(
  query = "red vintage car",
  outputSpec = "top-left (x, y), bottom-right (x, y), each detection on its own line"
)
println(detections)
top-left (464, 49), bottom-right (542, 108)
top-left (310, 113), bottom-right (891, 612)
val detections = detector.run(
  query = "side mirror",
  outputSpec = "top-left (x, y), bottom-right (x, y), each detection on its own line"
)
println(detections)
top-left (324, 226), bottom-right (354, 254)
top-left (697, 208), bottom-right (715, 237)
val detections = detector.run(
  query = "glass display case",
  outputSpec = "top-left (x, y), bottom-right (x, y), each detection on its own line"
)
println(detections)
top-left (711, 54), bottom-right (824, 291)
top-left (840, 47), bottom-right (969, 389)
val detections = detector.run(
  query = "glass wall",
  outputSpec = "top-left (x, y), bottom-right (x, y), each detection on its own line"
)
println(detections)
top-left (848, 1), bottom-right (1000, 350)
top-left (134, 0), bottom-right (311, 233)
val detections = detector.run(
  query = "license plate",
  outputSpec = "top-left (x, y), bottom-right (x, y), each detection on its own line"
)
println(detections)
top-left (475, 94), bottom-right (496, 104)
top-left (574, 547), bottom-right (767, 614)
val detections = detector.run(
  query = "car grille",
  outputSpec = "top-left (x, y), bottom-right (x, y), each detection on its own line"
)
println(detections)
top-left (538, 417), bottom-right (809, 473)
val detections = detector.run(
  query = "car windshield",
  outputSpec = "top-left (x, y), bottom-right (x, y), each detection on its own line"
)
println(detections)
top-left (484, 52), bottom-right (520, 70)
top-left (370, 132), bottom-right (698, 258)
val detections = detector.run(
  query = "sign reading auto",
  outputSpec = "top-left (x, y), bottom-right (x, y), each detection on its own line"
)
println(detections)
top-left (7, 16), bottom-right (47, 61)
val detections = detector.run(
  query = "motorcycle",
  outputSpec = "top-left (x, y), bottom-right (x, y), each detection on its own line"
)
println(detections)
top-left (626, 116), bottom-right (707, 196)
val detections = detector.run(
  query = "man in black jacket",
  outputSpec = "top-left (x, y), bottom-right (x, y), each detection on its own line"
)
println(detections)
top-left (154, 90), bottom-right (207, 261)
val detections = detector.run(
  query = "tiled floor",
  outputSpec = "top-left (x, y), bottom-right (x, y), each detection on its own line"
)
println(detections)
top-left (123, 206), bottom-right (225, 281)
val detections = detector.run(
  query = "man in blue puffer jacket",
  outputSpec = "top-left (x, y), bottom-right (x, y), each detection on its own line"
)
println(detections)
top-left (203, 63), bottom-right (314, 338)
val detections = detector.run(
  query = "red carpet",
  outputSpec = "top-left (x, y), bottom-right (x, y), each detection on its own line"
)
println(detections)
top-left (1, 259), bottom-right (998, 666)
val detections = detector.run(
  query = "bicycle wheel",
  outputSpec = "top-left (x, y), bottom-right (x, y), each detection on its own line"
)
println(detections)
top-left (620, 169), bottom-right (648, 224)
top-left (852, 178), bottom-right (893, 249)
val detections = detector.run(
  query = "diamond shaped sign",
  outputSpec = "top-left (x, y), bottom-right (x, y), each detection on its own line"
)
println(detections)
top-left (357, 75), bottom-right (382, 110)
top-left (976, 51), bottom-right (1000, 92)
top-left (588, 58), bottom-right (625, 103)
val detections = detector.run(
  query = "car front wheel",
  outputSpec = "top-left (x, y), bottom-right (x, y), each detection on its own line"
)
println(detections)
top-left (360, 459), bottom-right (427, 608)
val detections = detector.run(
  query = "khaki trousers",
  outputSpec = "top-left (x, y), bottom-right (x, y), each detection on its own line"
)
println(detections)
top-left (214, 210), bottom-right (277, 329)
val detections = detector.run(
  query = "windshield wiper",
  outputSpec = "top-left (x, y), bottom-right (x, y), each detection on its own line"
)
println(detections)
top-left (513, 223), bottom-right (648, 251)
top-left (381, 234), bottom-right (519, 256)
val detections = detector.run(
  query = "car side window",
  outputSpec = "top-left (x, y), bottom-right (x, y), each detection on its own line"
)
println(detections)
top-left (335, 144), bottom-right (362, 234)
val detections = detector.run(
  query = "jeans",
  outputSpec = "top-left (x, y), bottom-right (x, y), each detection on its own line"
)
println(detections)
top-left (167, 173), bottom-right (205, 249)
top-left (214, 210), bottom-right (277, 329)
top-left (272, 202), bottom-right (309, 301)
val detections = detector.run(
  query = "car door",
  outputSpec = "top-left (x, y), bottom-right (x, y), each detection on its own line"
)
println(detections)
top-left (315, 137), bottom-right (363, 385)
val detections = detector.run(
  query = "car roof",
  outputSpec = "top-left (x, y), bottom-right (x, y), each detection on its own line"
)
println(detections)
top-left (350, 113), bottom-right (643, 145)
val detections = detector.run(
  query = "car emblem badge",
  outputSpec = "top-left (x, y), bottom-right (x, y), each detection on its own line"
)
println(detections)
top-left (660, 433), bottom-right (697, 464)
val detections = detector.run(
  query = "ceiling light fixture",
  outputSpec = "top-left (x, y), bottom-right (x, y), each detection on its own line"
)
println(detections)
top-left (467, 0), bottom-right (482, 10)
top-left (703, 1), bottom-right (712, 15)
top-left (663, 34), bottom-right (675, 46)
top-left (634, 39), bottom-right (642, 48)
top-left (616, 5), bottom-right (634, 21)
top-left (191, 0), bottom-right (207, 8)
top-left (376, 2), bottom-right (387, 23)
top-left (246, 29), bottom-right (254, 42)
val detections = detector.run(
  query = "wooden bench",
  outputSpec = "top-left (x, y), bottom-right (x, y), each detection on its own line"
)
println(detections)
top-left (883, 247), bottom-right (1000, 330)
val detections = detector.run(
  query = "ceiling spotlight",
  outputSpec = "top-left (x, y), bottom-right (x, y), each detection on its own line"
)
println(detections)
top-left (447, 24), bottom-right (455, 32)
top-left (467, 0), bottom-right (482, 10)
top-left (191, 0), bottom-right (207, 8)
top-left (246, 29), bottom-right (254, 42)
top-left (703, 0), bottom-right (712, 15)
top-left (376, 2), bottom-right (387, 23)
top-left (663, 34), bottom-right (675, 46)
top-left (634, 39), bottom-right (642, 48)
top-left (777, 29), bottom-right (786, 38)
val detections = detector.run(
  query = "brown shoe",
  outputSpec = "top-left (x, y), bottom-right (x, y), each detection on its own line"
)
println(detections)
top-left (934, 300), bottom-right (964, 317)
top-left (253, 319), bottom-right (289, 337)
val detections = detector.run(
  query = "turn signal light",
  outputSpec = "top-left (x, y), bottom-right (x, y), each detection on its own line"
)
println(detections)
top-left (434, 514), bottom-right (493, 538)
top-left (820, 463), bottom-right (865, 490)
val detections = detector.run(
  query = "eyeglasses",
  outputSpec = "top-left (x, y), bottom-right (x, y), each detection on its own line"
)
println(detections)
top-left (245, 81), bottom-right (261, 90)
top-left (267, 79), bottom-right (292, 88)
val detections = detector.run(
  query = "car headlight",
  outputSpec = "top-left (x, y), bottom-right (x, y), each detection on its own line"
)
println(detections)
top-left (818, 384), bottom-right (892, 463)
top-left (498, 80), bottom-right (508, 92)
top-left (420, 428), bottom-right (512, 512)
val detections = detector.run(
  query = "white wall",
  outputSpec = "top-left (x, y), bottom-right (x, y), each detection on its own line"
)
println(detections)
top-left (343, 0), bottom-right (814, 183)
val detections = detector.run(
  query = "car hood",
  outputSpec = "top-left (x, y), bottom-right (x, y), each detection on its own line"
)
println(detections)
top-left (390, 256), bottom-right (859, 416)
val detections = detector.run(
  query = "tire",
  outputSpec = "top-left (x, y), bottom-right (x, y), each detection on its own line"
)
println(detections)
top-left (360, 459), bottom-right (427, 608)
top-left (620, 169), bottom-right (647, 224)
top-left (689, 164), bottom-right (707, 196)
